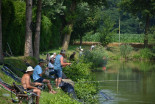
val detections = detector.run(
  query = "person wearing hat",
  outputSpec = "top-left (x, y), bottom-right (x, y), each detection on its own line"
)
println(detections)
top-left (54, 50), bottom-right (71, 88)
top-left (33, 59), bottom-right (56, 94)
top-left (79, 49), bottom-right (83, 57)
top-left (50, 52), bottom-right (57, 61)
top-left (21, 66), bottom-right (42, 104)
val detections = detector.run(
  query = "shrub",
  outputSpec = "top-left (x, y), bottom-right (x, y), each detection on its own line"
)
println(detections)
top-left (139, 48), bottom-right (152, 59)
top-left (63, 59), bottom-right (100, 103)
top-left (83, 46), bottom-right (107, 68)
top-left (74, 79), bottom-right (99, 104)
top-left (120, 44), bottom-right (133, 59)
top-left (63, 59), bottom-right (92, 81)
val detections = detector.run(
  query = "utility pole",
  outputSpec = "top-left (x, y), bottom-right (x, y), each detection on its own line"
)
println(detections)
top-left (119, 16), bottom-right (121, 44)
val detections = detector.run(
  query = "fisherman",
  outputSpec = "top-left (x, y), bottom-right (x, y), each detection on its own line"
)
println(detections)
top-left (47, 58), bottom-right (56, 78)
top-left (33, 59), bottom-right (56, 94)
top-left (79, 49), bottom-right (83, 57)
top-left (54, 50), bottom-right (71, 88)
top-left (50, 52), bottom-right (57, 61)
top-left (21, 66), bottom-right (41, 104)
top-left (69, 52), bottom-right (76, 61)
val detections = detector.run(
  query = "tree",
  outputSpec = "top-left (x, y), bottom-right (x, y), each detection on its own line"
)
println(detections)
top-left (62, 0), bottom-right (76, 50)
top-left (119, 0), bottom-right (155, 47)
top-left (0, 0), bottom-right (3, 62)
top-left (34, 0), bottom-right (42, 59)
top-left (62, 0), bottom-right (107, 50)
top-left (24, 0), bottom-right (33, 56)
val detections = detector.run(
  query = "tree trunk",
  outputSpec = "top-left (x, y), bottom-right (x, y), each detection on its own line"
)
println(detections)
top-left (24, 0), bottom-right (33, 57)
top-left (144, 14), bottom-right (150, 48)
top-left (62, 0), bottom-right (76, 50)
top-left (0, 0), bottom-right (3, 62)
top-left (34, 0), bottom-right (42, 59)
top-left (62, 24), bottom-right (73, 50)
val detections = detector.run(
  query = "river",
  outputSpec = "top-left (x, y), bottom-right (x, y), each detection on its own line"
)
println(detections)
top-left (95, 61), bottom-right (155, 104)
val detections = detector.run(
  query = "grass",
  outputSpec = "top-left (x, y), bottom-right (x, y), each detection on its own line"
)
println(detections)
top-left (0, 56), bottom-right (81, 104)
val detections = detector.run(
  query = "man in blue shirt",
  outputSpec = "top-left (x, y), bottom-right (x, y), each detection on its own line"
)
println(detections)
top-left (33, 59), bottom-right (56, 94)
top-left (54, 50), bottom-right (71, 88)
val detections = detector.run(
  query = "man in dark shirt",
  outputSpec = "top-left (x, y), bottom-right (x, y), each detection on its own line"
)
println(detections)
top-left (69, 52), bottom-right (76, 61)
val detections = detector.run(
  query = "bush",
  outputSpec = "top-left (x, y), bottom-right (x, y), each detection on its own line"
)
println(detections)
top-left (63, 59), bottom-right (100, 103)
top-left (74, 79), bottom-right (99, 104)
top-left (63, 59), bottom-right (92, 81)
top-left (83, 46), bottom-right (107, 68)
top-left (139, 48), bottom-right (152, 59)
top-left (120, 44), bottom-right (133, 59)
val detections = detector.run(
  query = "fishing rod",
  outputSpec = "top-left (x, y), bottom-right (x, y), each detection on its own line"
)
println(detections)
top-left (73, 80), bottom-right (138, 83)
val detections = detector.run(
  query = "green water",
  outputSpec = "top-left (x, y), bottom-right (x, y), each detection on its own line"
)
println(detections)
top-left (95, 61), bottom-right (155, 104)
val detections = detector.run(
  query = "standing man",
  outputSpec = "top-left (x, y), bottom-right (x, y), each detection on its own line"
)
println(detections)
top-left (33, 59), bottom-right (56, 94)
top-left (21, 66), bottom-right (41, 104)
top-left (54, 50), bottom-right (71, 88)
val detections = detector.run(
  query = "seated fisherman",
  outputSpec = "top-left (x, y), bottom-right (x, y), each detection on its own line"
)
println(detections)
top-left (21, 66), bottom-right (42, 104)
top-left (33, 59), bottom-right (56, 94)
top-left (47, 59), bottom-right (56, 77)
top-left (69, 52), bottom-right (76, 61)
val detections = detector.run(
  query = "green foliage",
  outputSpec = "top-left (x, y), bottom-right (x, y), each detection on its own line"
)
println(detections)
top-left (120, 44), bottom-right (133, 59)
top-left (113, 34), bottom-right (144, 43)
top-left (40, 15), bottom-right (52, 51)
top-left (119, 0), bottom-right (155, 17)
top-left (2, 0), bottom-right (25, 55)
top-left (83, 46), bottom-right (107, 68)
top-left (63, 59), bottom-right (92, 81)
top-left (42, 0), bottom-right (66, 17)
top-left (139, 48), bottom-right (153, 59)
top-left (62, 25), bottom-right (73, 35)
top-left (98, 15), bottom-right (116, 46)
top-left (82, 31), bottom-right (100, 42)
top-left (74, 79), bottom-right (99, 104)
top-left (63, 58), bottom-right (100, 103)
top-left (40, 91), bottom-right (80, 104)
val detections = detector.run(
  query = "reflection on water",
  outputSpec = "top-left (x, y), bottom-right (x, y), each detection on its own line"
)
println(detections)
top-left (95, 61), bottom-right (155, 104)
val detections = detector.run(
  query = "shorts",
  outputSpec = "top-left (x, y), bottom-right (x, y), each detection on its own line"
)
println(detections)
top-left (49, 69), bottom-right (56, 75)
top-left (26, 89), bottom-right (33, 92)
top-left (54, 69), bottom-right (62, 78)
top-left (34, 77), bottom-right (44, 83)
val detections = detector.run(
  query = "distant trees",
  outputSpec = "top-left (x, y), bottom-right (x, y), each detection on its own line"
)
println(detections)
top-left (24, 0), bottom-right (33, 56)
top-left (0, 0), bottom-right (3, 62)
top-left (119, 0), bottom-right (155, 47)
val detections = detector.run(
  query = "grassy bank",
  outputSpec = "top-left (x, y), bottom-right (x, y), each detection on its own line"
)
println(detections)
top-left (0, 44), bottom-right (154, 104)
top-left (0, 46), bottom-right (100, 104)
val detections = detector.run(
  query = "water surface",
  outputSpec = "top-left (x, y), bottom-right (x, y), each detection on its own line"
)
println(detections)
top-left (95, 61), bottom-right (155, 104)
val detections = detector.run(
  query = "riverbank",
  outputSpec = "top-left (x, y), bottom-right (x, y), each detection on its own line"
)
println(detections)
top-left (0, 50), bottom-right (100, 104)
top-left (0, 44), bottom-right (154, 104)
